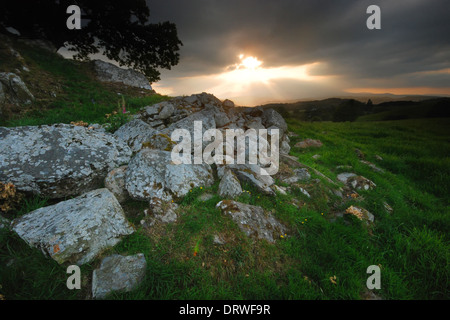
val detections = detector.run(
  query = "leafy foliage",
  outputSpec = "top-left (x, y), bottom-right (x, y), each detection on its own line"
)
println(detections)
top-left (0, 0), bottom-right (183, 82)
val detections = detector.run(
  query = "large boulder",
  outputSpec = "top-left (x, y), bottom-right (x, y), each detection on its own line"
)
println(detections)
top-left (216, 200), bottom-right (286, 242)
top-left (11, 188), bottom-right (134, 265)
top-left (0, 124), bottom-right (132, 198)
top-left (125, 149), bottom-right (214, 201)
top-left (93, 60), bottom-right (152, 90)
top-left (92, 253), bottom-right (147, 299)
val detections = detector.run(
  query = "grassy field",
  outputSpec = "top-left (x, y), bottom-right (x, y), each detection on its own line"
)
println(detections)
top-left (1, 116), bottom-right (448, 300)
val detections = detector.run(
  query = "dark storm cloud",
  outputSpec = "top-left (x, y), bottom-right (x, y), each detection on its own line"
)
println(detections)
top-left (148, 0), bottom-right (450, 82)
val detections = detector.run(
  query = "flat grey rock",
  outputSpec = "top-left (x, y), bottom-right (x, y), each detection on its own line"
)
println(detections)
top-left (216, 200), bottom-right (286, 242)
top-left (11, 188), bottom-right (134, 265)
top-left (0, 124), bottom-right (132, 198)
top-left (92, 253), bottom-right (146, 299)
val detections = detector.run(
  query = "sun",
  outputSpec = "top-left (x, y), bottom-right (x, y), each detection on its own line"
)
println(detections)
top-left (237, 55), bottom-right (262, 70)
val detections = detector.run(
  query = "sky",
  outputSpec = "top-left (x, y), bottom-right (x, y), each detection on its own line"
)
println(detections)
top-left (142, 0), bottom-right (450, 105)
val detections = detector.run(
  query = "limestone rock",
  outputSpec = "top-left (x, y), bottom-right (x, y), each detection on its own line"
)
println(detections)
top-left (281, 168), bottom-right (311, 184)
top-left (11, 189), bottom-right (134, 265)
top-left (114, 119), bottom-right (156, 152)
top-left (125, 149), bottom-right (214, 201)
top-left (347, 176), bottom-right (376, 191)
top-left (345, 205), bottom-right (375, 224)
top-left (92, 253), bottom-right (146, 299)
top-left (104, 166), bottom-right (129, 203)
top-left (261, 108), bottom-right (288, 135)
top-left (0, 72), bottom-right (35, 112)
top-left (218, 169), bottom-right (242, 199)
top-left (337, 172), bottom-right (357, 184)
top-left (0, 124), bottom-right (132, 198)
top-left (218, 164), bottom-right (275, 195)
top-left (93, 60), bottom-right (152, 90)
top-left (216, 200), bottom-right (286, 242)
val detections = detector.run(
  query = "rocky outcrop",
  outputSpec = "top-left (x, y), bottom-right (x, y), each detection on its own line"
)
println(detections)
top-left (0, 124), bottom-right (132, 198)
top-left (11, 188), bottom-right (134, 265)
top-left (216, 200), bottom-right (286, 242)
top-left (93, 60), bottom-right (152, 90)
top-left (92, 253), bottom-right (147, 299)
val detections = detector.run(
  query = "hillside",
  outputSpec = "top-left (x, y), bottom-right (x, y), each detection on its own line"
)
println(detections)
top-left (0, 34), bottom-right (449, 301)
top-left (261, 96), bottom-right (450, 122)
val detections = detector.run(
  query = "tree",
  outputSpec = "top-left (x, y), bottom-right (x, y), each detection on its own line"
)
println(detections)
top-left (0, 0), bottom-right (182, 82)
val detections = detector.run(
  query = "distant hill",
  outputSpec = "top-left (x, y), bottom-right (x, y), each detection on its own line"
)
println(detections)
top-left (260, 97), bottom-right (450, 122)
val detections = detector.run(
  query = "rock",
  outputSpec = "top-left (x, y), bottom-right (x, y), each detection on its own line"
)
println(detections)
top-left (375, 155), bottom-right (383, 161)
top-left (337, 173), bottom-right (375, 191)
top-left (281, 168), bottom-right (311, 184)
top-left (312, 154), bottom-right (321, 160)
top-left (125, 149), bottom-right (214, 201)
top-left (199, 193), bottom-right (214, 202)
top-left (336, 165), bottom-right (353, 170)
top-left (261, 109), bottom-right (288, 135)
top-left (144, 201), bottom-right (179, 225)
top-left (222, 99), bottom-right (235, 108)
top-left (218, 169), bottom-right (242, 199)
top-left (143, 133), bottom-right (177, 151)
top-left (297, 187), bottom-right (311, 198)
top-left (360, 160), bottom-right (384, 173)
top-left (347, 176), bottom-right (376, 191)
top-left (213, 234), bottom-right (226, 245)
top-left (280, 138), bottom-right (291, 155)
top-left (362, 289), bottom-right (383, 300)
top-left (11, 189), bottom-right (134, 265)
top-left (295, 139), bottom-right (323, 149)
top-left (216, 200), bottom-right (286, 242)
top-left (158, 102), bottom-right (175, 120)
top-left (163, 109), bottom-right (216, 151)
top-left (0, 214), bottom-right (10, 231)
top-left (142, 104), bottom-right (161, 118)
top-left (354, 148), bottom-right (365, 160)
top-left (0, 124), bottom-right (132, 198)
top-left (93, 60), bottom-right (152, 90)
top-left (383, 201), bottom-right (393, 214)
top-left (114, 119), bottom-right (156, 152)
top-left (92, 253), bottom-right (146, 299)
top-left (337, 172), bottom-right (357, 184)
top-left (345, 206), bottom-right (374, 224)
top-left (272, 185), bottom-right (287, 195)
top-left (0, 72), bottom-right (35, 109)
top-left (214, 111), bottom-right (231, 128)
top-left (280, 154), bottom-right (304, 168)
top-left (218, 164), bottom-right (275, 195)
top-left (104, 166), bottom-right (129, 203)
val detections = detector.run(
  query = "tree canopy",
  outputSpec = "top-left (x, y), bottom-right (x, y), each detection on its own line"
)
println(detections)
top-left (0, 0), bottom-right (183, 82)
